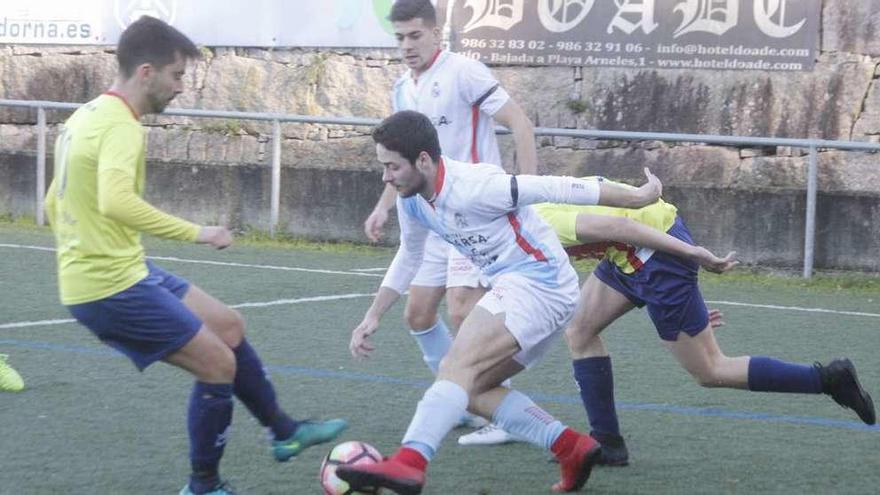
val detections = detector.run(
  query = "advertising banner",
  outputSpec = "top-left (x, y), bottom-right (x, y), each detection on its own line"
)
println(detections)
top-left (437, 0), bottom-right (820, 71)
top-left (0, 0), bottom-right (399, 47)
top-left (1, 0), bottom-right (820, 72)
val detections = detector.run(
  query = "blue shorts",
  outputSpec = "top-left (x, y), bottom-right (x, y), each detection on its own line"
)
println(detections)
top-left (66, 261), bottom-right (202, 371)
top-left (593, 217), bottom-right (709, 341)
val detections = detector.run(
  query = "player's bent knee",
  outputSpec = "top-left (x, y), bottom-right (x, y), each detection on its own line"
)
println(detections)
top-left (225, 308), bottom-right (246, 334)
top-left (203, 346), bottom-right (237, 383)
top-left (211, 308), bottom-right (246, 347)
top-left (436, 355), bottom-right (454, 376)
top-left (436, 359), bottom-right (477, 392)
top-left (404, 306), bottom-right (438, 331)
top-left (179, 339), bottom-right (237, 383)
top-left (564, 328), bottom-right (603, 355)
top-left (446, 308), bottom-right (468, 330)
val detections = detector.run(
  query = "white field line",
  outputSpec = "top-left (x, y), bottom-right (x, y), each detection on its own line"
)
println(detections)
top-left (149, 255), bottom-right (383, 277)
top-left (0, 292), bottom-right (377, 329)
top-left (3, 294), bottom-right (877, 330)
top-left (705, 300), bottom-right (880, 318)
top-left (0, 243), bottom-right (382, 277)
top-left (3, 243), bottom-right (877, 324)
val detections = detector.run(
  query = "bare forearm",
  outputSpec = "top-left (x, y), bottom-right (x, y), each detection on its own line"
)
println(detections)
top-left (512, 123), bottom-right (537, 175)
top-left (593, 168), bottom-right (662, 209)
top-left (374, 183), bottom-right (397, 213)
top-left (494, 100), bottom-right (537, 174)
top-left (366, 286), bottom-right (401, 322)
top-left (576, 214), bottom-right (695, 258)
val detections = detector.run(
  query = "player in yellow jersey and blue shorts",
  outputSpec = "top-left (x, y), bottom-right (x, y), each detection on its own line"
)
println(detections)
top-left (43, 17), bottom-right (345, 495)
top-left (533, 178), bottom-right (876, 466)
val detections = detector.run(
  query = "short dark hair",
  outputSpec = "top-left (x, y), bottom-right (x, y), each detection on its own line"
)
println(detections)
top-left (372, 111), bottom-right (441, 164)
top-left (116, 16), bottom-right (200, 78)
top-left (389, 0), bottom-right (437, 26)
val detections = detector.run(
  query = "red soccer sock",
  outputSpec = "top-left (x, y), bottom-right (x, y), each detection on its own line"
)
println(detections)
top-left (550, 428), bottom-right (580, 459)
top-left (390, 447), bottom-right (429, 472)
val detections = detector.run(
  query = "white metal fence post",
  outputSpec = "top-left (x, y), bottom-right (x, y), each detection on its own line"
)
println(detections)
top-left (270, 119), bottom-right (281, 237)
top-left (803, 144), bottom-right (818, 278)
top-left (36, 107), bottom-right (46, 226)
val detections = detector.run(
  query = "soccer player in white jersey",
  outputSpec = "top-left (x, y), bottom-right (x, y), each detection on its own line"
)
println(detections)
top-left (364, 0), bottom-right (538, 446)
top-left (337, 110), bottom-right (663, 494)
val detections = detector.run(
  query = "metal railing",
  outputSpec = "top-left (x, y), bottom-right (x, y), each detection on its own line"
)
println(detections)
top-left (2, 98), bottom-right (880, 278)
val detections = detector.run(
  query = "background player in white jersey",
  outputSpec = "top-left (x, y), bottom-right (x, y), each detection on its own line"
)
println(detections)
top-left (363, 0), bottom-right (538, 445)
top-left (338, 110), bottom-right (663, 494)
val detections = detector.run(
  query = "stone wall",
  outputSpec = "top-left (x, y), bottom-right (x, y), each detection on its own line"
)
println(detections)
top-left (1, 0), bottom-right (879, 271)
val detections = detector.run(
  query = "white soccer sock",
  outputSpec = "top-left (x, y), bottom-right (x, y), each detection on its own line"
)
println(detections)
top-left (491, 389), bottom-right (565, 450)
top-left (402, 380), bottom-right (469, 460)
top-left (410, 319), bottom-right (453, 375)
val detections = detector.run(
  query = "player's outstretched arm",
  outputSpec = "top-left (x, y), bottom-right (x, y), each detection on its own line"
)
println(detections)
top-left (98, 168), bottom-right (202, 242)
top-left (364, 183), bottom-right (398, 242)
top-left (689, 247), bottom-right (739, 274)
top-left (511, 169), bottom-right (661, 211)
top-left (350, 286), bottom-right (400, 358)
top-left (574, 213), bottom-right (737, 274)
top-left (196, 226), bottom-right (233, 250)
top-left (352, 214), bottom-right (427, 358)
top-left (597, 167), bottom-right (662, 208)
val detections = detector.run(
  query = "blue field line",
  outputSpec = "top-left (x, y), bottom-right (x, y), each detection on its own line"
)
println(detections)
top-left (2, 337), bottom-right (878, 433)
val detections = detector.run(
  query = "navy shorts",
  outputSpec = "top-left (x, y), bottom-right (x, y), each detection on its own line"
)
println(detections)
top-left (67, 261), bottom-right (202, 371)
top-left (593, 217), bottom-right (709, 341)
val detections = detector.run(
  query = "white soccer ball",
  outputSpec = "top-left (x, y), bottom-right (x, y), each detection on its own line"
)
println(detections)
top-left (319, 441), bottom-right (384, 495)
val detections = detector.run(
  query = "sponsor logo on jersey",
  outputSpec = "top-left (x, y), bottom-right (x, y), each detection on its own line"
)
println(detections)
top-left (433, 115), bottom-right (452, 126)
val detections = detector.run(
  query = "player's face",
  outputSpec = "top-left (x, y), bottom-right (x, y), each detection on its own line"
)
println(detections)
top-left (145, 52), bottom-right (186, 114)
top-left (393, 17), bottom-right (441, 75)
top-left (377, 143), bottom-right (428, 198)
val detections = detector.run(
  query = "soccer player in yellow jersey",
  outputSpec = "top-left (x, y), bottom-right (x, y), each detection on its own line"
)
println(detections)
top-left (43, 16), bottom-right (345, 495)
top-left (533, 180), bottom-right (876, 466)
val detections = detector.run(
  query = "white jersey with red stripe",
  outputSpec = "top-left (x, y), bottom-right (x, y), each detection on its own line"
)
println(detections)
top-left (381, 157), bottom-right (602, 294)
top-left (392, 50), bottom-right (508, 165)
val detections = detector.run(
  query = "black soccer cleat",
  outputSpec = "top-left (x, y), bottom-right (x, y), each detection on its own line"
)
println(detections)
top-left (590, 431), bottom-right (630, 467)
top-left (816, 358), bottom-right (876, 425)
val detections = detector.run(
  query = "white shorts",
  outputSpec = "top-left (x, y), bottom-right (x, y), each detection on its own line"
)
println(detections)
top-left (410, 231), bottom-right (487, 289)
top-left (476, 265), bottom-right (580, 368)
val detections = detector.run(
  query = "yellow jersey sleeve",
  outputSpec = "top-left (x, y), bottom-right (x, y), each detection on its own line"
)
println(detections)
top-left (96, 125), bottom-right (199, 242)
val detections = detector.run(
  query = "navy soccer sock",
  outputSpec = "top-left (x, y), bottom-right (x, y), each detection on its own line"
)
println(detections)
top-left (188, 382), bottom-right (233, 494)
top-left (233, 339), bottom-right (297, 440)
top-left (747, 356), bottom-right (822, 393)
top-left (572, 356), bottom-right (621, 436)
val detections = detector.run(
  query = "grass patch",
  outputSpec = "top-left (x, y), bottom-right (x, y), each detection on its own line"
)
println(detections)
top-left (233, 226), bottom-right (388, 256)
top-left (0, 214), bottom-right (37, 227)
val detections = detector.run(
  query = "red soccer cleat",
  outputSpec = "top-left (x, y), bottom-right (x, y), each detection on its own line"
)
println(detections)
top-left (551, 428), bottom-right (602, 492)
top-left (335, 447), bottom-right (427, 495)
